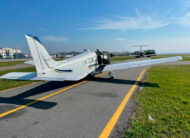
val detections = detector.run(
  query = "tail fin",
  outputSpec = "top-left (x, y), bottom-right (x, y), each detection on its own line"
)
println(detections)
top-left (25, 35), bottom-right (57, 76)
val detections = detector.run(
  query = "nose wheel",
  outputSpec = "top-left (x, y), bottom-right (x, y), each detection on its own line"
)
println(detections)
top-left (108, 71), bottom-right (115, 79)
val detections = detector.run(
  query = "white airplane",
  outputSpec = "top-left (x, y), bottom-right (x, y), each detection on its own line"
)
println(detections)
top-left (0, 35), bottom-right (182, 81)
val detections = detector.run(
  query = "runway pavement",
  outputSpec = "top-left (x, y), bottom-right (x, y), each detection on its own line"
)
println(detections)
top-left (0, 66), bottom-right (149, 138)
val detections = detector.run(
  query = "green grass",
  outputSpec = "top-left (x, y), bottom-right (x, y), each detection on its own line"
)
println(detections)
top-left (182, 56), bottom-right (190, 61)
top-left (151, 55), bottom-right (172, 59)
top-left (0, 67), bottom-right (36, 91)
top-left (125, 65), bottom-right (190, 138)
top-left (0, 60), bottom-right (25, 67)
top-left (152, 55), bottom-right (190, 61)
top-left (110, 56), bottom-right (134, 62)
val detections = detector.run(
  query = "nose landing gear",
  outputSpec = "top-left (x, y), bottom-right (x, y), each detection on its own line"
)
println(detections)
top-left (108, 71), bottom-right (115, 79)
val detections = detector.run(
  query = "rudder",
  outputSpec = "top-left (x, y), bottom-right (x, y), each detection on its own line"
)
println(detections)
top-left (25, 35), bottom-right (57, 76)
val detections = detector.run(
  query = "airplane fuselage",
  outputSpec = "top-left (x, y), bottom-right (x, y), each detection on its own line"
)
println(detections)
top-left (54, 51), bottom-right (98, 76)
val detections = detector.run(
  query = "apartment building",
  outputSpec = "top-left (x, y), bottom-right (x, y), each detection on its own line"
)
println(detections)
top-left (0, 47), bottom-right (21, 59)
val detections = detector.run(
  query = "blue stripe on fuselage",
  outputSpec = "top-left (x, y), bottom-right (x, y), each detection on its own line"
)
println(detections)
top-left (55, 69), bottom-right (72, 72)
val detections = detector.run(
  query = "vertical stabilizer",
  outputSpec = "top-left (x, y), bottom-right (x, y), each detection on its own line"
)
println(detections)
top-left (25, 35), bottom-right (56, 76)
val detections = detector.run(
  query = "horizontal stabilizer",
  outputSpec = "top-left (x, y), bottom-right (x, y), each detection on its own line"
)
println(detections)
top-left (0, 72), bottom-right (87, 81)
top-left (0, 72), bottom-right (37, 80)
top-left (103, 56), bottom-right (182, 72)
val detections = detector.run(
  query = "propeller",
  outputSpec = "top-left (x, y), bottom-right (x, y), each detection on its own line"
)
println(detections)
top-left (96, 49), bottom-right (102, 55)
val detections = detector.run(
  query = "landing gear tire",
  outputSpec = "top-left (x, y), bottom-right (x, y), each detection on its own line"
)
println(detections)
top-left (108, 71), bottom-right (115, 79)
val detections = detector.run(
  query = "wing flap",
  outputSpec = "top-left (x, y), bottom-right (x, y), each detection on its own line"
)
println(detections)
top-left (103, 56), bottom-right (182, 72)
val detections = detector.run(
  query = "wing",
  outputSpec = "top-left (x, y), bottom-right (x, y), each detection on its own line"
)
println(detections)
top-left (103, 56), bottom-right (182, 72)
top-left (0, 72), bottom-right (88, 81)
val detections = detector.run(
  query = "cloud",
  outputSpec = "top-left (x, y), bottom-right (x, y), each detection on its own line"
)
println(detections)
top-left (180, 12), bottom-right (190, 26)
top-left (180, 0), bottom-right (190, 9)
top-left (150, 37), bottom-right (190, 53)
top-left (38, 27), bottom-right (47, 32)
top-left (41, 35), bottom-right (69, 42)
top-left (114, 38), bottom-right (127, 41)
top-left (81, 11), bottom-right (168, 31)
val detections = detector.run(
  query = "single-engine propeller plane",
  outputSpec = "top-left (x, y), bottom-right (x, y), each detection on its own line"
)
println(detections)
top-left (0, 35), bottom-right (182, 81)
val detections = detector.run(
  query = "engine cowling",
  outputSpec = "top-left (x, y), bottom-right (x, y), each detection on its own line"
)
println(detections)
top-left (96, 50), bottom-right (110, 65)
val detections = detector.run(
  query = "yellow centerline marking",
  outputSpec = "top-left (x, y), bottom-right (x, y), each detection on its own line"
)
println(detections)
top-left (99, 69), bottom-right (146, 138)
top-left (0, 72), bottom-right (107, 118)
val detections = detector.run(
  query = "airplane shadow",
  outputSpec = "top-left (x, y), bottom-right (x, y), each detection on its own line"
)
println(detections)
top-left (87, 77), bottom-right (159, 88)
top-left (0, 76), bottom-right (158, 111)
top-left (0, 81), bottom-right (78, 110)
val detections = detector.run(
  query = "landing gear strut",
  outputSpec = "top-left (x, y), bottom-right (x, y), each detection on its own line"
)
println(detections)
top-left (108, 71), bottom-right (115, 79)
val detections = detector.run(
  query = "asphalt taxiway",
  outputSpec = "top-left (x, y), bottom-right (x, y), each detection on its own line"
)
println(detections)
top-left (0, 65), bottom-right (149, 138)
top-left (0, 60), bottom-right (189, 138)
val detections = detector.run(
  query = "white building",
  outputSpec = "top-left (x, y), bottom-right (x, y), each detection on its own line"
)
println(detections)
top-left (0, 48), bottom-right (21, 59)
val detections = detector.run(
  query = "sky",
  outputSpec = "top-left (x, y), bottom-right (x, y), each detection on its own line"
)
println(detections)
top-left (0, 0), bottom-right (190, 53)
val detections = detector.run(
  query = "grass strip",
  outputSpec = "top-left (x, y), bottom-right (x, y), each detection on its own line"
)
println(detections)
top-left (0, 67), bottom-right (37, 91)
top-left (111, 56), bottom-right (134, 62)
top-left (182, 56), bottom-right (190, 61)
top-left (0, 61), bottom-right (26, 67)
top-left (125, 65), bottom-right (190, 137)
top-left (152, 55), bottom-right (190, 61)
